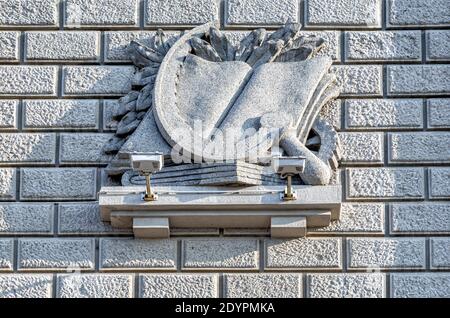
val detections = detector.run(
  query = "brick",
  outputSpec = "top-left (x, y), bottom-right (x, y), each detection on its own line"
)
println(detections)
top-left (26, 31), bottom-right (100, 61)
top-left (0, 31), bottom-right (20, 61)
top-left (429, 168), bottom-right (450, 199)
top-left (0, 168), bottom-right (16, 201)
top-left (23, 100), bottom-right (99, 130)
top-left (347, 238), bottom-right (426, 270)
top-left (391, 274), bottom-right (450, 298)
top-left (306, 0), bottom-right (382, 28)
top-left (0, 274), bottom-right (53, 298)
top-left (0, 203), bottom-right (53, 235)
top-left (60, 133), bottom-right (113, 164)
top-left (0, 133), bottom-right (56, 165)
top-left (387, 65), bottom-right (450, 96)
top-left (431, 238), bottom-right (450, 269)
top-left (387, 0), bottom-right (450, 27)
top-left (100, 238), bottom-right (177, 270)
top-left (339, 132), bottom-right (383, 164)
top-left (182, 239), bottom-right (259, 270)
top-left (319, 99), bottom-right (342, 130)
top-left (426, 30), bottom-right (450, 61)
top-left (0, 239), bottom-right (13, 271)
top-left (139, 274), bottom-right (218, 298)
top-left (0, 0), bottom-right (58, 27)
top-left (345, 99), bottom-right (423, 130)
top-left (346, 168), bottom-right (425, 200)
top-left (145, 0), bottom-right (219, 26)
top-left (308, 274), bottom-right (385, 298)
top-left (226, 0), bottom-right (299, 26)
top-left (20, 168), bottom-right (97, 201)
top-left (65, 0), bottom-right (139, 27)
top-left (224, 274), bottom-right (302, 298)
top-left (18, 238), bottom-right (95, 271)
top-left (57, 274), bottom-right (134, 298)
top-left (0, 100), bottom-right (18, 130)
top-left (103, 100), bottom-right (119, 131)
top-left (265, 238), bottom-right (342, 270)
top-left (345, 31), bottom-right (421, 62)
top-left (391, 203), bottom-right (450, 234)
top-left (63, 66), bottom-right (134, 96)
top-left (428, 99), bottom-right (450, 129)
top-left (0, 66), bottom-right (57, 96)
top-left (332, 65), bottom-right (382, 96)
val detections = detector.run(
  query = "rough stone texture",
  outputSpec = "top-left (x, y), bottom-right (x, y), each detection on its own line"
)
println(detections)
top-left (0, 133), bottom-right (56, 164)
top-left (306, 0), bottom-right (381, 28)
top-left (0, 203), bottom-right (53, 234)
top-left (100, 239), bottom-right (177, 270)
top-left (23, 100), bottom-right (99, 130)
top-left (391, 274), bottom-right (450, 298)
top-left (265, 238), bottom-right (342, 269)
top-left (319, 99), bottom-right (341, 130)
top-left (0, 100), bottom-right (18, 129)
top-left (308, 274), bottom-right (385, 298)
top-left (391, 203), bottom-right (450, 234)
top-left (311, 203), bottom-right (384, 234)
top-left (103, 100), bottom-right (119, 131)
top-left (429, 168), bottom-right (450, 199)
top-left (146, 0), bottom-right (219, 26)
top-left (0, 275), bottom-right (53, 298)
top-left (0, 168), bottom-right (16, 201)
top-left (389, 132), bottom-right (450, 163)
top-left (345, 99), bottom-right (423, 130)
top-left (60, 133), bottom-right (113, 164)
top-left (387, 0), bottom-right (450, 27)
top-left (347, 238), bottom-right (426, 269)
top-left (303, 31), bottom-right (341, 61)
top-left (427, 30), bottom-right (450, 61)
top-left (0, 31), bottom-right (20, 61)
top-left (224, 274), bottom-right (302, 298)
top-left (0, 0), bottom-right (58, 27)
top-left (346, 31), bottom-right (421, 61)
top-left (387, 65), bottom-right (450, 96)
top-left (63, 66), bottom-right (134, 96)
top-left (20, 168), bottom-right (97, 200)
top-left (25, 31), bottom-right (100, 61)
top-left (139, 274), bottom-right (218, 298)
top-left (431, 238), bottom-right (450, 269)
top-left (65, 0), bottom-right (138, 27)
top-left (0, 66), bottom-right (57, 96)
top-left (0, 239), bottom-right (13, 271)
top-left (57, 274), bottom-right (134, 298)
top-left (226, 0), bottom-right (299, 26)
top-left (182, 239), bottom-right (258, 270)
top-left (347, 168), bottom-right (425, 199)
top-left (428, 99), bottom-right (450, 129)
top-left (332, 65), bottom-right (382, 96)
top-left (18, 238), bottom-right (95, 271)
top-left (339, 132), bottom-right (383, 164)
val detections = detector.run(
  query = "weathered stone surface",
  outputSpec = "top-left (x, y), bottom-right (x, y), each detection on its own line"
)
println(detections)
top-left (265, 238), bottom-right (342, 269)
top-left (0, 31), bottom-right (20, 61)
top-left (63, 66), bottom-right (134, 96)
top-left (226, 0), bottom-right (299, 26)
top-left (0, 275), bottom-right (53, 298)
top-left (427, 30), bottom-right (450, 61)
top-left (100, 239), bottom-right (176, 270)
top-left (387, 65), bottom-right (450, 95)
top-left (26, 31), bottom-right (100, 61)
top-left (23, 100), bottom-right (99, 130)
top-left (391, 203), bottom-right (450, 234)
top-left (145, 0), bottom-right (219, 26)
top-left (347, 238), bottom-right (426, 269)
top-left (346, 99), bottom-right (423, 130)
top-left (18, 238), bottom-right (95, 270)
top-left (0, 0), bottom-right (58, 27)
top-left (319, 99), bottom-right (341, 129)
top-left (347, 168), bottom-right (425, 199)
top-left (306, 0), bottom-right (381, 28)
top-left (20, 168), bottom-right (97, 200)
top-left (428, 99), bottom-right (450, 129)
top-left (0, 100), bottom-right (18, 129)
top-left (391, 274), bottom-right (450, 298)
top-left (139, 274), bottom-right (218, 298)
top-left (0, 66), bottom-right (57, 96)
top-left (60, 133), bottom-right (113, 164)
top-left (387, 0), bottom-right (450, 27)
top-left (65, 0), bottom-right (138, 26)
top-left (57, 274), bottom-right (134, 298)
top-left (431, 238), bottom-right (450, 269)
top-left (224, 274), bottom-right (302, 298)
top-left (0, 203), bottom-right (53, 234)
top-left (0, 168), bottom-right (16, 201)
top-left (308, 274), bottom-right (385, 298)
top-left (346, 31), bottom-right (421, 61)
top-left (429, 168), bottom-right (450, 198)
top-left (103, 100), bottom-right (119, 131)
top-left (0, 239), bottom-right (13, 271)
top-left (0, 133), bottom-right (56, 164)
top-left (332, 65), bottom-right (382, 96)
top-left (339, 132), bottom-right (383, 164)
top-left (182, 239), bottom-right (259, 270)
